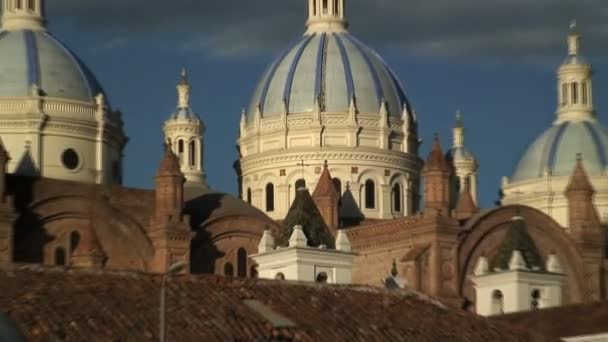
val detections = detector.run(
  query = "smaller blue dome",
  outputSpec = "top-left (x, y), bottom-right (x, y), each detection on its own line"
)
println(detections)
top-left (0, 30), bottom-right (105, 103)
top-left (512, 120), bottom-right (608, 181)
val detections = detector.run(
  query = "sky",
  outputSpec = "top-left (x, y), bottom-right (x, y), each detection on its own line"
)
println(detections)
top-left (43, 0), bottom-right (608, 207)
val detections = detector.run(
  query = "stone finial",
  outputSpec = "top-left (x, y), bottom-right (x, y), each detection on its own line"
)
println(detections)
top-left (423, 134), bottom-right (450, 172)
top-left (565, 154), bottom-right (594, 194)
top-left (508, 250), bottom-right (529, 271)
top-left (546, 253), bottom-right (563, 274)
top-left (335, 229), bottom-right (351, 252)
top-left (258, 228), bottom-right (275, 254)
top-left (474, 256), bottom-right (489, 276)
top-left (289, 225), bottom-right (308, 248)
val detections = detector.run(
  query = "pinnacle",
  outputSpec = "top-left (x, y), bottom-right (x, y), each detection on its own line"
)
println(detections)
top-left (565, 154), bottom-right (594, 194)
top-left (423, 134), bottom-right (450, 172)
top-left (455, 178), bottom-right (478, 215)
top-left (312, 161), bottom-right (338, 199)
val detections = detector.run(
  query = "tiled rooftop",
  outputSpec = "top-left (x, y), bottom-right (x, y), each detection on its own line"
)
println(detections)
top-left (0, 265), bottom-right (547, 341)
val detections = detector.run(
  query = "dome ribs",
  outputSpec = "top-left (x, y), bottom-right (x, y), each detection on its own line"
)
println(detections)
top-left (24, 31), bottom-right (40, 89)
top-left (333, 33), bottom-right (355, 105)
top-left (283, 34), bottom-right (315, 112)
top-left (258, 37), bottom-right (303, 115)
top-left (582, 121), bottom-right (608, 167)
top-left (316, 33), bottom-right (327, 112)
top-left (343, 33), bottom-right (383, 110)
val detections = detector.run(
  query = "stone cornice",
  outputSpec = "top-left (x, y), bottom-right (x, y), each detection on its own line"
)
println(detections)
top-left (240, 148), bottom-right (423, 171)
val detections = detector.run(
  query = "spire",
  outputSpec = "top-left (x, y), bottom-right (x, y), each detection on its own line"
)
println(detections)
top-left (156, 140), bottom-right (182, 178)
top-left (312, 161), bottom-right (339, 231)
top-left (423, 134), bottom-right (450, 172)
top-left (306, 0), bottom-right (348, 34)
top-left (177, 67), bottom-right (191, 109)
top-left (568, 20), bottom-right (581, 56)
top-left (454, 178), bottom-right (478, 219)
top-left (565, 154), bottom-right (594, 194)
top-left (1, 0), bottom-right (46, 31)
top-left (453, 111), bottom-right (465, 148)
top-left (312, 160), bottom-right (338, 199)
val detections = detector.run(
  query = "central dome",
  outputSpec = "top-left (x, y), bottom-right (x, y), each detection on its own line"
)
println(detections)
top-left (247, 32), bottom-right (411, 120)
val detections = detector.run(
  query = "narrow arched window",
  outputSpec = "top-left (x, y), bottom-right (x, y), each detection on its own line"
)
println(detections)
top-left (531, 289), bottom-right (541, 310)
top-left (582, 81), bottom-right (588, 104)
top-left (28, 0), bottom-right (35, 10)
top-left (237, 248), bottom-right (247, 277)
top-left (70, 231), bottom-right (80, 253)
top-left (572, 82), bottom-right (578, 104)
top-left (365, 179), bottom-right (375, 209)
top-left (392, 184), bottom-right (401, 212)
top-left (334, 0), bottom-right (339, 15)
top-left (224, 263), bottom-right (234, 277)
top-left (332, 178), bottom-right (341, 196)
top-left (16, 0), bottom-right (22, 9)
top-left (295, 178), bottom-right (306, 190)
top-left (177, 139), bottom-right (184, 164)
top-left (246, 188), bottom-right (252, 204)
top-left (312, 0), bottom-right (317, 15)
top-left (562, 83), bottom-right (568, 106)
top-left (265, 183), bottom-right (275, 212)
top-left (189, 140), bottom-right (196, 167)
top-left (491, 290), bottom-right (504, 315)
top-left (275, 272), bottom-right (285, 280)
top-left (55, 247), bottom-right (66, 266)
top-left (322, 0), bottom-right (328, 14)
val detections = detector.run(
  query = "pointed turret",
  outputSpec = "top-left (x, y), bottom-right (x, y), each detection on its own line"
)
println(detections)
top-left (454, 178), bottom-right (478, 220)
top-left (312, 161), bottom-right (339, 233)
top-left (565, 154), bottom-right (601, 236)
top-left (422, 135), bottom-right (451, 213)
top-left (148, 143), bottom-right (192, 274)
top-left (447, 112), bottom-right (478, 209)
top-left (277, 187), bottom-right (335, 248)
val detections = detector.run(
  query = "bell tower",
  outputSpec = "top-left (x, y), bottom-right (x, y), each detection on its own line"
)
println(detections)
top-left (163, 68), bottom-right (208, 189)
top-left (1, 0), bottom-right (46, 31)
top-left (306, 0), bottom-right (348, 33)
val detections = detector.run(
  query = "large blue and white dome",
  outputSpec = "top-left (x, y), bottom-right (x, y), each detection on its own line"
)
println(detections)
top-left (0, 30), bottom-right (105, 103)
top-left (246, 31), bottom-right (412, 121)
top-left (512, 120), bottom-right (608, 181)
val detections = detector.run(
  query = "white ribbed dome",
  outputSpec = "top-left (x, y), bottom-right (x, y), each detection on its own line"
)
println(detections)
top-left (0, 30), bottom-right (105, 104)
top-left (246, 32), bottom-right (412, 121)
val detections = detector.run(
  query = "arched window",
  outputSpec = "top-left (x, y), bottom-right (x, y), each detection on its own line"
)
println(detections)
top-left (69, 231), bottom-right (80, 253)
top-left (322, 0), bottom-right (328, 14)
top-left (237, 248), bottom-right (247, 277)
top-left (177, 140), bottom-right (184, 164)
top-left (275, 272), bottom-right (285, 280)
top-left (16, 0), bottom-right (22, 9)
top-left (332, 178), bottom-right (342, 196)
top-left (334, 0), bottom-right (339, 15)
top-left (224, 263), bottom-right (234, 277)
top-left (392, 184), bottom-right (401, 212)
top-left (582, 81), bottom-right (588, 104)
top-left (562, 83), bottom-right (568, 106)
top-left (265, 183), bottom-right (275, 212)
top-left (316, 272), bottom-right (328, 283)
top-left (295, 178), bottom-right (306, 190)
top-left (312, 0), bottom-right (317, 15)
top-left (55, 247), bottom-right (66, 266)
top-left (531, 289), bottom-right (541, 310)
top-left (246, 188), bottom-right (252, 204)
top-left (365, 179), bottom-right (375, 209)
top-left (188, 141), bottom-right (196, 167)
top-left (28, 0), bottom-right (35, 10)
top-left (572, 82), bottom-right (578, 104)
top-left (491, 290), bottom-right (504, 315)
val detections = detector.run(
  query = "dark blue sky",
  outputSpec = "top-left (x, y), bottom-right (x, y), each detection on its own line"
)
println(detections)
top-left (44, 0), bottom-right (608, 207)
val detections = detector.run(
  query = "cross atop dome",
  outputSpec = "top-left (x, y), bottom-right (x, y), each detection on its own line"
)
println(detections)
top-left (306, 0), bottom-right (349, 33)
top-left (1, 0), bottom-right (46, 31)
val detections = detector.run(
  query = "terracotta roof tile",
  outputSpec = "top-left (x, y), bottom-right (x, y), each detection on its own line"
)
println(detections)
top-left (0, 265), bottom-right (544, 341)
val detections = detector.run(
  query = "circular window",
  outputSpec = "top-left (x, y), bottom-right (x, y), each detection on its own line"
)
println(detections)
top-left (61, 149), bottom-right (80, 170)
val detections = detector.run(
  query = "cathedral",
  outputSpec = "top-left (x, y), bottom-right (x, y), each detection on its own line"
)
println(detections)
top-left (0, 0), bottom-right (606, 321)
